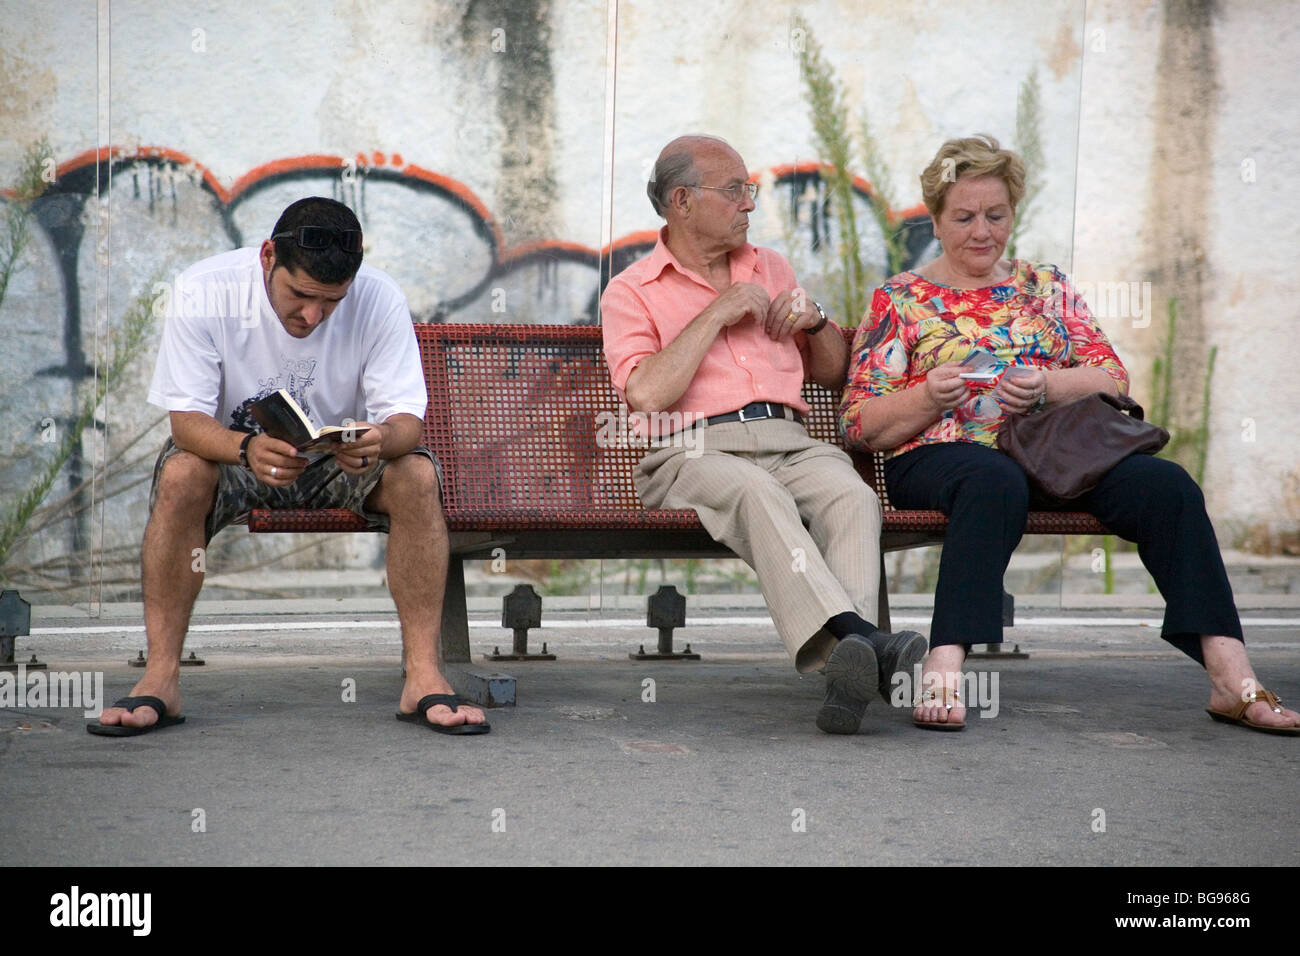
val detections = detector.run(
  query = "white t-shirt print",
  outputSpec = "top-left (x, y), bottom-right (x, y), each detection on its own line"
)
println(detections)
top-left (147, 247), bottom-right (427, 441)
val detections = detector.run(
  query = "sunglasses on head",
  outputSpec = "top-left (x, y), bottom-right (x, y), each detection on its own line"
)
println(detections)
top-left (272, 226), bottom-right (363, 253)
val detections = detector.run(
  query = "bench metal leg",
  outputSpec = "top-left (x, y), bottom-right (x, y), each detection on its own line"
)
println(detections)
top-left (876, 553), bottom-right (892, 633)
top-left (432, 561), bottom-right (520, 706)
top-left (440, 557), bottom-right (471, 664)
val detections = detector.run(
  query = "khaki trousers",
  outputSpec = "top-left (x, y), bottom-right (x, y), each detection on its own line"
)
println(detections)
top-left (635, 418), bottom-right (883, 672)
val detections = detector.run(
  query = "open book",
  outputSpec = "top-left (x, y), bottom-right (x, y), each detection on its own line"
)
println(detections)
top-left (249, 388), bottom-right (370, 453)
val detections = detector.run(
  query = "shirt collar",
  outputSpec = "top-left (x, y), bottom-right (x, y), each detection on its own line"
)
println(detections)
top-left (639, 226), bottom-right (761, 287)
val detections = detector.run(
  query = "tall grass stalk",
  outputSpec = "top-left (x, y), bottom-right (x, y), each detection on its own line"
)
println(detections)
top-left (0, 280), bottom-right (160, 579)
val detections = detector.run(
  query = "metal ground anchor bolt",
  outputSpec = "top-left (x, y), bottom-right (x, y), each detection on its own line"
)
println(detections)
top-left (631, 585), bottom-right (699, 661)
top-left (130, 649), bottom-right (206, 667)
top-left (968, 590), bottom-right (1029, 660)
top-left (487, 584), bottom-right (555, 661)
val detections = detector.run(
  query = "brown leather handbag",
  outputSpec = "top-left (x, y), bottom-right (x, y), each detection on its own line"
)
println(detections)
top-left (996, 392), bottom-right (1170, 501)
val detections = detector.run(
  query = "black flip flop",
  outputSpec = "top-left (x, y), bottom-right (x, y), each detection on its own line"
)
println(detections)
top-left (396, 693), bottom-right (491, 735)
top-left (87, 696), bottom-right (186, 737)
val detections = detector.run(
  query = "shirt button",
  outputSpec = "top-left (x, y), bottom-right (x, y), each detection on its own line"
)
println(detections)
top-left (740, 355), bottom-right (747, 362)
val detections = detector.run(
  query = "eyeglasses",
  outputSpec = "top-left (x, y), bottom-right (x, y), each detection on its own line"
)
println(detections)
top-left (272, 226), bottom-right (363, 253)
top-left (688, 182), bottom-right (759, 203)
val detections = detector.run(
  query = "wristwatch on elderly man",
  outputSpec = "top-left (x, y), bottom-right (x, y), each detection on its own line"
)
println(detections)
top-left (807, 301), bottom-right (829, 335)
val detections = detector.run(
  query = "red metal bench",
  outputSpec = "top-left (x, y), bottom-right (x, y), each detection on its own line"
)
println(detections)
top-left (249, 324), bottom-right (1107, 661)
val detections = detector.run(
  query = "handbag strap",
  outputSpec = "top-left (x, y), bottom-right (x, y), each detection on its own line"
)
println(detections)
top-left (1096, 391), bottom-right (1144, 420)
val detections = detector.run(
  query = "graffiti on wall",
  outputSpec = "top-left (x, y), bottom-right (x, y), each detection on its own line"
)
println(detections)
top-left (0, 145), bottom-right (934, 583)
top-left (24, 144), bottom-right (934, 325)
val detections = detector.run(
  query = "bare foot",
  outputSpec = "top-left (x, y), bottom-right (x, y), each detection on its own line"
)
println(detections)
top-left (1203, 635), bottom-right (1300, 730)
top-left (1207, 685), bottom-right (1300, 730)
top-left (913, 644), bottom-right (967, 728)
top-left (399, 664), bottom-right (487, 729)
top-left (97, 663), bottom-right (182, 730)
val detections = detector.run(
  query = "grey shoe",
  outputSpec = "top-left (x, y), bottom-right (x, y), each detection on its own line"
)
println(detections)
top-left (816, 634), bottom-right (879, 735)
top-left (871, 630), bottom-right (928, 702)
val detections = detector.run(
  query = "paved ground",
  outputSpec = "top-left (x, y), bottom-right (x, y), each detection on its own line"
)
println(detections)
top-left (3, 604), bottom-right (1298, 866)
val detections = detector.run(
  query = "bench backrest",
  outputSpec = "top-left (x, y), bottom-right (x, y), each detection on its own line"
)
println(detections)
top-left (415, 323), bottom-right (891, 518)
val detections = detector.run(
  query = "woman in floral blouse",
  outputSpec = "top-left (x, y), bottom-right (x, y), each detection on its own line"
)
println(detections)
top-left (839, 134), bottom-right (1297, 735)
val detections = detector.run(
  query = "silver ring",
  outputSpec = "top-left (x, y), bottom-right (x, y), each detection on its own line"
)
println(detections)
top-left (362, 456), bottom-right (369, 468)
top-left (271, 466), bottom-right (278, 478)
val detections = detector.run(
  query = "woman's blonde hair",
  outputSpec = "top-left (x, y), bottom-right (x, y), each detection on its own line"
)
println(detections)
top-left (919, 134), bottom-right (1026, 218)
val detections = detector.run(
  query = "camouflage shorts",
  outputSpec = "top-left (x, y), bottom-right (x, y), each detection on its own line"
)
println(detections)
top-left (149, 438), bottom-right (443, 544)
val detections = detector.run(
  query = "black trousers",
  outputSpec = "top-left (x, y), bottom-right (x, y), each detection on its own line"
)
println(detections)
top-left (884, 442), bottom-right (1243, 665)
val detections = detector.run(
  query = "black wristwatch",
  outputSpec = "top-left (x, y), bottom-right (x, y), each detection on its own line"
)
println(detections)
top-left (807, 301), bottom-right (829, 335)
top-left (238, 432), bottom-right (256, 471)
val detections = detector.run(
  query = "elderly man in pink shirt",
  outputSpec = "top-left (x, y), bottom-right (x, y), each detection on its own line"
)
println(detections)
top-left (601, 135), bottom-right (925, 734)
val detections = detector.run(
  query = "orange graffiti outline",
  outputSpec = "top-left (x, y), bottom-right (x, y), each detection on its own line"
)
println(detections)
top-left (9, 148), bottom-right (924, 259)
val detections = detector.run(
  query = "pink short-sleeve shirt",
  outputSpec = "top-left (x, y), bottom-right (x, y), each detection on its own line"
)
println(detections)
top-left (601, 228), bottom-right (813, 421)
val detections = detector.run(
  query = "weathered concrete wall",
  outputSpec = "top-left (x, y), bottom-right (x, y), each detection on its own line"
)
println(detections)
top-left (1072, 0), bottom-right (1300, 549)
top-left (1, 0), bottom-right (1296, 601)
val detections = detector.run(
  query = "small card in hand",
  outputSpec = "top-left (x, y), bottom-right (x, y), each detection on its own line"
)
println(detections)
top-left (958, 350), bottom-right (1000, 381)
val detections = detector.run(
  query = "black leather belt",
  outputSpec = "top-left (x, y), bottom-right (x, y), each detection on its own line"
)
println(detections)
top-left (704, 401), bottom-right (805, 427)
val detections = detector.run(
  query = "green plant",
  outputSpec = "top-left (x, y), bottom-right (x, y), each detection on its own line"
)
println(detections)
top-left (1102, 534), bottom-right (1115, 593)
top-left (1008, 69), bottom-right (1045, 259)
top-left (794, 13), bottom-right (867, 328)
top-left (1193, 346), bottom-right (1217, 486)
top-left (0, 278), bottom-right (162, 580)
top-left (0, 139), bottom-right (52, 314)
top-left (856, 110), bottom-right (908, 282)
top-left (1151, 297), bottom-right (1176, 428)
top-left (1150, 297), bottom-right (1216, 484)
top-left (1101, 295), bottom-right (1215, 591)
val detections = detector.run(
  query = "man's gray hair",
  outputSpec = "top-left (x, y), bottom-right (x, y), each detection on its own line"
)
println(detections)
top-left (646, 135), bottom-right (732, 217)
top-left (646, 149), bottom-right (696, 217)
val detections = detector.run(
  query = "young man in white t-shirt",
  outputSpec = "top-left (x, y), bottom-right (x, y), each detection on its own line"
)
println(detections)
top-left (91, 197), bottom-right (489, 737)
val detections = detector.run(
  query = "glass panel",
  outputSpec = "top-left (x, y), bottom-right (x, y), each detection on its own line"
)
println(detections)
top-left (0, 3), bottom-right (102, 611)
top-left (3, 2), bottom-right (612, 615)
top-left (1, 1), bottom-right (1091, 628)
top-left (601, 0), bottom-right (1087, 615)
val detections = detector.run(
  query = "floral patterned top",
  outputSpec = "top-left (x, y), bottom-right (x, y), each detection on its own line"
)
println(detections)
top-left (839, 260), bottom-right (1129, 458)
